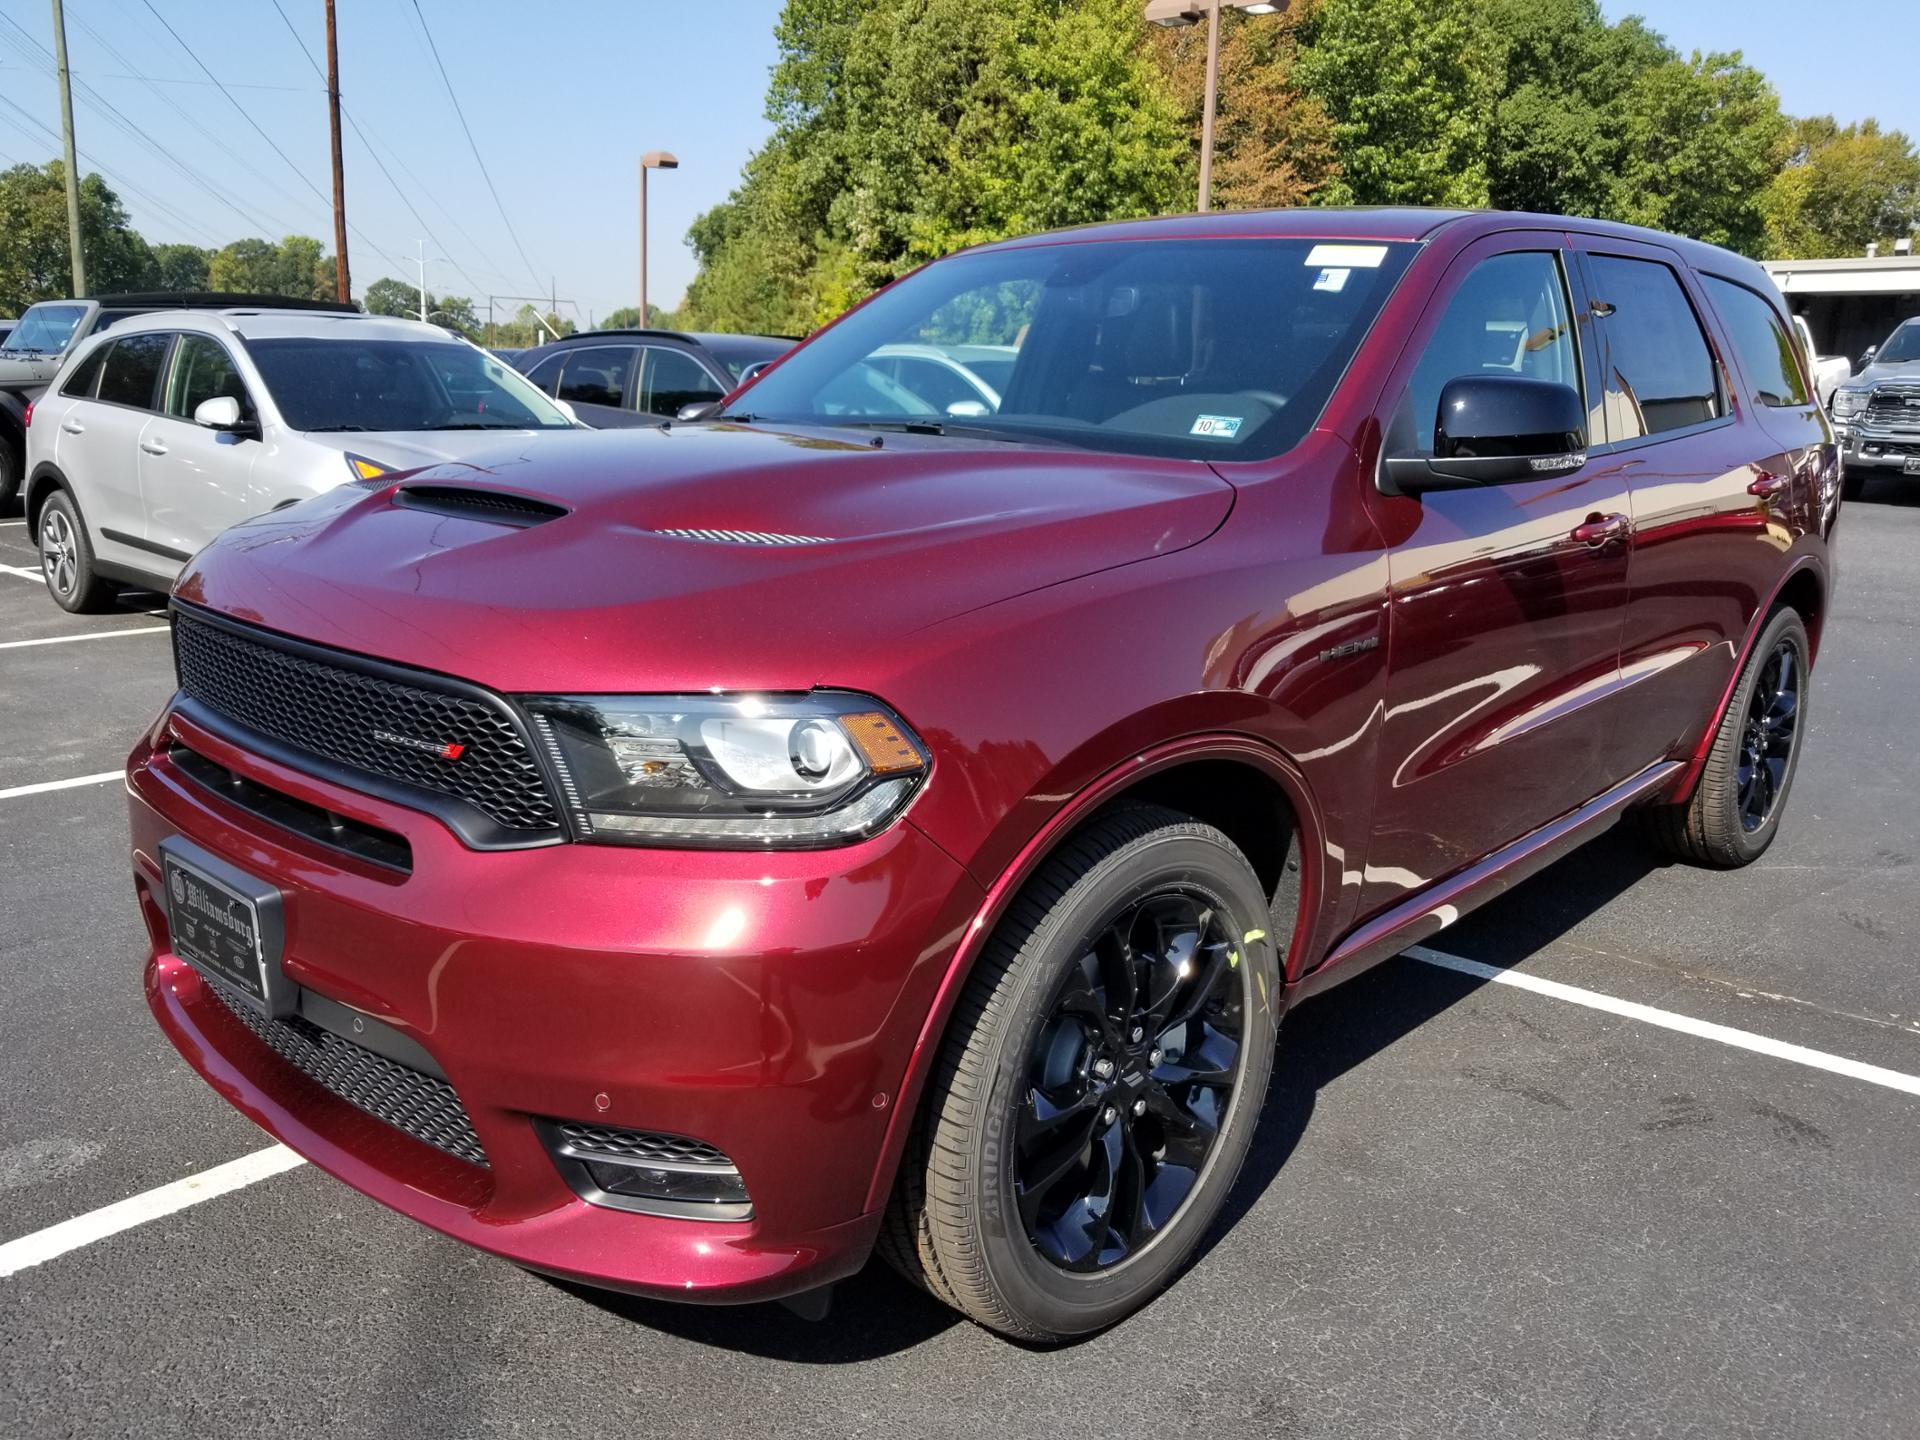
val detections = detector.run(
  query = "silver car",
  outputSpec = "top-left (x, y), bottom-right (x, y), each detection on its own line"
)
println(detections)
top-left (24, 308), bottom-right (580, 611)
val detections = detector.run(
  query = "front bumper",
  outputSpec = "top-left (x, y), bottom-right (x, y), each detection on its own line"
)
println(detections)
top-left (129, 707), bottom-right (978, 1303)
top-left (1834, 419), bottom-right (1920, 472)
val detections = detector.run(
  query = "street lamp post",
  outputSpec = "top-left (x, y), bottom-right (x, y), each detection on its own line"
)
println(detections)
top-left (1144, 0), bottom-right (1288, 213)
top-left (639, 150), bottom-right (679, 325)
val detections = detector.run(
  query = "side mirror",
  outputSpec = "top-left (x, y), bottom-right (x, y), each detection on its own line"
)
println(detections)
top-left (945, 399), bottom-right (991, 418)
top-left (676, 400), bottom-right (724, 422)
top-left (192, 395), bottom-right (255, 437)
top-left (1381, 375), bottom-right (1586, 495)
top-left (1859, 345), bottom-right (1878, 370)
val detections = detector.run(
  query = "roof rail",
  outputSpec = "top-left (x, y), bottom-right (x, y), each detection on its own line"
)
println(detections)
top-left (92, 291), bottom-right (362, 314)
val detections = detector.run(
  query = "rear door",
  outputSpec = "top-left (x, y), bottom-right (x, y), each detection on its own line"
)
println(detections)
top-left (141, 332), bottom-right (265, 561)
top-left (57, 331), bottom-right (171, 565)
top-left (1570, 237), bottom-right (1803, 779)
top-left (553, 344), bottom-right (644, 427)
top-left (1362, 234), bottom-right (1633, 911)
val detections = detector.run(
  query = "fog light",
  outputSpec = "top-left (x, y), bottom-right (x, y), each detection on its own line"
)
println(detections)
top-left (537, 1119), bottom-right (752, 1221)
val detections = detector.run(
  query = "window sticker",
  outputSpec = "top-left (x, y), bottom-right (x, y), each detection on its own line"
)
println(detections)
top-left (1190, 414), bottom-right (1244, 439)
top-left (1305, 243), bottom-right (1389, 269)
top-left (1314, 267), bottom-right (1351, 293)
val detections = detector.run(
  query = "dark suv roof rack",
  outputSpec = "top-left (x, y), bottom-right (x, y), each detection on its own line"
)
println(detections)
top-left (92, 292), bottom-right (362, 314)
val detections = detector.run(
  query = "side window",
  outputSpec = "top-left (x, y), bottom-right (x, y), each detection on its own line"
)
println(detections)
top-left (165, 336), bottom-right (249, 419)
top-left (1401, 251), bottom-right (1580, 456)
top-left (95, 333), bottom-right (172, 410)
top-left (521, 351), bottom-right (565, 397)
top-left (640, 347), bottom-right (725, 417)
top-left (555, 346), bottom-right (635, 409)
top-left (60, 345), bottom-right (107, 398)
top-left (1702, 276), bottom-right (1809, 408)
top-left (1588, 255), bottom-right (1721, 440)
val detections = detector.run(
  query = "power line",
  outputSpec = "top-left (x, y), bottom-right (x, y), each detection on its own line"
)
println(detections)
top-left (264, 0), bottom-right (487, 298)
top-left (133, 0), bottom-right (410, 276)
top-left (405, 0), bottom-right (543, 295)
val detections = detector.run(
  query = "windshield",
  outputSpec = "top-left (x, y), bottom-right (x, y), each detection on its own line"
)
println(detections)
top-left (245, 337), bottom-right (575, 433)
top-left (1, 303), bottom-right (85, 354)
top-left (1877, 321), bottom-right (1920, 364)
top-left (737, 238), bottom-right (1416, 461)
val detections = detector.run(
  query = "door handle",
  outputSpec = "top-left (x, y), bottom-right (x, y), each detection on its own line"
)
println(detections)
top-left (139, 439), bottom-right (168, 456)
top-left (60, 419), bottom-right (84, 435)
top-left (1747, 470), bottom-right (1790, 500)
top-left (1570, 512), bottom-right (1630, 548)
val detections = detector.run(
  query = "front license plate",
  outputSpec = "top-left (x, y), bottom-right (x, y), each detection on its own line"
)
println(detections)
top-left (160, 837), bottom-right (292, 1017)
top-left (1904, 456), bottom-right (1920, 475)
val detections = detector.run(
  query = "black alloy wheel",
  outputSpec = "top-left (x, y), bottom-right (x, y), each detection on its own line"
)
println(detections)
top-left (1016, 890), bottom-right (1244, 1272)
top-left (1736, 639), bottom-right (1799, 833)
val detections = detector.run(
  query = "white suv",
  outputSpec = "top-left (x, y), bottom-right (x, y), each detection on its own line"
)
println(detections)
top-left (24, 308), bottom-right (580, 611)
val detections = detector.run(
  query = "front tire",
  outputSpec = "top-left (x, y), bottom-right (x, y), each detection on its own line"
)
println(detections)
top-left (38, 490), bottom-right (115, 613)
top-left (1642, 608), bottom-right (1810, 868)
top-left (883, 805), bottom-right (1283, 1340)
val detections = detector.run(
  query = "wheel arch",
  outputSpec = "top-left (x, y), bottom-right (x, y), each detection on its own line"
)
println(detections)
top-left (863, 733), bottom-right (1324, 1214)
top-left (23, 459), bottom-right (75, 540)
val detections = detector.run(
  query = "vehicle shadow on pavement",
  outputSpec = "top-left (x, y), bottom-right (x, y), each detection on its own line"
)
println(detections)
top-left (551, 830), bottom-right (1666, 1358)
top-left (1197, 826), bottom-right (1665, 1263)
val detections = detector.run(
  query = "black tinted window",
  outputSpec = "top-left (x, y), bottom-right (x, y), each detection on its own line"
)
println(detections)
top-left (1590, 256), bottom-right (1721, 438)
top-left (521, 351), bottom-right (565, 396)
top-left (166, 335), bottom-right (248, 419)
top-left (641, 347), bottom-right (724, 416)
top-left (1702, 277), bottom-right (1807, 408)
top-left (556, 346), bottom-right (636, 409)
top-left (1403, 251), bottom-right (1580, 456)
top-left (60, 345), bottom-right (106, 398)
top-left (95, 333), bottom-right (170, 409)
top-left (247, 339), bottom-right (572, 432)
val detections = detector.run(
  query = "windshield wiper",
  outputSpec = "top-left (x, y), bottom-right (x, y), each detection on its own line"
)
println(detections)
top-left (424, 421), bottom-right (525, 430)
top-left (305, 423), bottom-right (373, 432)
top-left (840, 419), bottom-right (1059, 447)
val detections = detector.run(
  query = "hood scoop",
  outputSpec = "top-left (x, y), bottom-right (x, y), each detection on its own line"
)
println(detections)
top-left (648, 527), bottom-right (831, 547)
top-left (391, 484), bottom-right (570, 529)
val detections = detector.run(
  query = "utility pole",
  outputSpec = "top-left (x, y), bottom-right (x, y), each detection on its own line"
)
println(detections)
top-left (639, 151), bottom-right (679, 325)
top-left (49, 0), bottom-right (86, 295)
top-left (416, 240), bottom-right (429, 323)
top-left (324, 0), bottom-right (351, 302)
top-left (1196, 1), bottom-right (1221, 213)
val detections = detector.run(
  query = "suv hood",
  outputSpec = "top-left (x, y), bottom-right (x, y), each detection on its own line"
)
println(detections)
top-left (297, 427), bottom-right (580, 473)
top-left (177, 423), bottom-right (1234, 693)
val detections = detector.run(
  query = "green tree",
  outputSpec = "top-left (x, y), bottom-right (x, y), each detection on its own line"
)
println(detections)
top-left (151, 241), bottom-right (213, 292)
top-left (208, 235), bottom-right (334, 298)
top-left (1614, 51), bottom-right (1789, 255)
top-left (0, 161), bottom-right (157, 313)
top-left (1765, 117), bottom-right (1920, 258)
top-left (362, 275), bottom-right (422, 318)
top-left (1293, 0), bottom-right (1498, 208)
top-left (601, 305), bottom-right (672, 329)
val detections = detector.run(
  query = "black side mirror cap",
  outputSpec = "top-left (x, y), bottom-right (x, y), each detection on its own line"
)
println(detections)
top-left (1381, 374), bottom-right (1587, 495)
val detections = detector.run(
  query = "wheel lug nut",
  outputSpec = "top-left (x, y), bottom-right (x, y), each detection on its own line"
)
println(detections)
top-left (1132, 1098), bottom-right (1147, 1117)
top-left (1092, 1058), bottom-right (1115, 1080)
top-left (1130, 1026), bottom-right (1144, 1043)
top-left (1149, 1048), bottom-right (1162, 1066)
top-left (1101, 1106), bottom-right (1116, 1125)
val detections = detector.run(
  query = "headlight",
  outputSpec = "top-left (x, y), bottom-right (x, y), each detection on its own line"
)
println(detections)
top-left (1832, 388), bottom-right (1867, 417)
top-left (524, 692), bottom-right (929, 848)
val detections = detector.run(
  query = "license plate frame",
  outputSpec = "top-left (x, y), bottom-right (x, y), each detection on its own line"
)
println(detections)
top-left (160, 837), bottom-right (293, 1018)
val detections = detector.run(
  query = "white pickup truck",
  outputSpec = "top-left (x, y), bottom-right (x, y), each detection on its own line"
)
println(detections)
top-left (1793, 314), bottom-right (1851, 409)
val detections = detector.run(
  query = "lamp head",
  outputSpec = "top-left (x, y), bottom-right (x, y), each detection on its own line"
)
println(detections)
top-left (641, 150), bottom-right (679, 170)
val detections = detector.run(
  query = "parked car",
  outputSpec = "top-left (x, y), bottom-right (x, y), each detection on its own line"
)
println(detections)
top-left (1791, 314), bottom-right (1851, 409)
top-left (866, 342), bottom-right (1020, 416)
top-left (128, 208), bottom-right (1833, 1342)
top-left (1829, 315), bottom-right (1920, 498)
top-left (26, 308), bottom-right (578, 611)
top-left (1, 292), bottom-right (356, 509)
top-left (514, 328), bottom-right (794, 427)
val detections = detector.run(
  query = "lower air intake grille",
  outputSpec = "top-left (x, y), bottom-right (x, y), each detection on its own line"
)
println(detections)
top-left (206, 977), bottom-right (487, 1168)
top-left (551, 1121), bottom-right (732, 1168)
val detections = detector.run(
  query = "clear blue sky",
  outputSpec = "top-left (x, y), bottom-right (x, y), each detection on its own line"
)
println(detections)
top-left (0, 0), bottom-right (1911, 320)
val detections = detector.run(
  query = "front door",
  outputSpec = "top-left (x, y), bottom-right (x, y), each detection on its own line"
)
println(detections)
top-left (140, 333), bottom-right (263, 564)
top-left (1358, 236), bottom-right (1633, 916)
top-left (57, 331), bottom-right (171, 560)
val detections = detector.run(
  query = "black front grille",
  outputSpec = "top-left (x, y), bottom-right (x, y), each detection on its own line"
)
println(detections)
top-left (550, 1121), bottom-right (733, 1168)
top-left (206, 977), bottom-right (487, 1168)
top-left (173, 609), bottom-right (560, 834)
top-left (392, 485), bottom-right (569, 528)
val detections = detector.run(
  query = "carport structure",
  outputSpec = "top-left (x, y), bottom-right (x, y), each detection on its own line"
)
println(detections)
top-left (1764, 250), bottom-right (1920, 367)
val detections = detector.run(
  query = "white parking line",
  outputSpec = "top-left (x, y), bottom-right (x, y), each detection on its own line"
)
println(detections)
top-left (0, 519), bottom-right (25, 527)
top-left (0, 771), bottom-right (123, 801)
top-left (0, 1145), bottom-right (305, 1279)
top-left (0, 564), bottom-right (45, 583)
top-left (0, 625), bottom-right (167, 651)
top-left (1410, 946), bottom-right (1920, 1098)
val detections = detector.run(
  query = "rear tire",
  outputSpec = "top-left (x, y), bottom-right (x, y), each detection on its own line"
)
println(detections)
top-left (882, 804), bottom-right (1283, 1341)
top-left (1640, 608), bottom-right (1809, 868)
top-left (38, 489), bottom-right (115, 613)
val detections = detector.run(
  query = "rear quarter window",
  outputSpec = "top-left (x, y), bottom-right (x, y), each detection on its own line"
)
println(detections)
top-left (1589, 254), bottom-right (1723, 441)
top-left (1702, 276), bottom-right (1809, 407)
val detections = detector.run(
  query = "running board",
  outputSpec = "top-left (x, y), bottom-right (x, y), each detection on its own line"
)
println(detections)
top-left (1294, 761), bottom-right (1683, 1000)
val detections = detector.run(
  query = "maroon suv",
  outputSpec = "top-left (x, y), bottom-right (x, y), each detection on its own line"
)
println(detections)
top-left (128, 208), bottom-right (1835, 1340)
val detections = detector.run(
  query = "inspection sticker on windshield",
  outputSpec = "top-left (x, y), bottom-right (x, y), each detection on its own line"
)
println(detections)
top-left (1314, 267), bottom-right (1351, 292)
top-left (1191, 414), bottom-right (1244, 439)
top-left (1305, 243), bottom-right (1389, 269)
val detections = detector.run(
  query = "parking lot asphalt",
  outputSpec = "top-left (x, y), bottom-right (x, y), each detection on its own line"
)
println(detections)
top-left (2, 492), bottom-right (1917, 1440)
